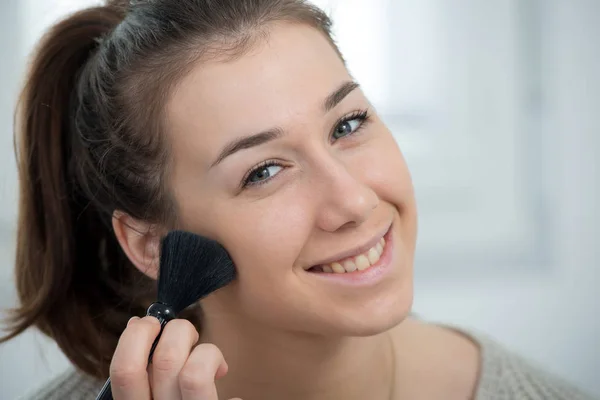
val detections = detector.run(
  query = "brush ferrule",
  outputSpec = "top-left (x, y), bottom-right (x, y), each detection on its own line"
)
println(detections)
top-left (147, 302), bottom-right (176, 325)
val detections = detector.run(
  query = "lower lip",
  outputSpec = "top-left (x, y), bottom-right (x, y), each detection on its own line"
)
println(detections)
top-left (306, 225), bottom-right (395, 287)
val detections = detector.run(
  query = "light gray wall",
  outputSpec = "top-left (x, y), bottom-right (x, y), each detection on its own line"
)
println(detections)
top-left (414, 1), bottom-right (599, 395)
top-left (0, 0), bottom-right (19, 232)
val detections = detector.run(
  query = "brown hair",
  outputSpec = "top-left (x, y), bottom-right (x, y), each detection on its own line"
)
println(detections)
top-left (0, 0), bottom-right (339, 379)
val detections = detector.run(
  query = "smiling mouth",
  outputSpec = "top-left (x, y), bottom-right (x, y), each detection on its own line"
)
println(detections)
top-left (308, 236), bottom-right (386, 274)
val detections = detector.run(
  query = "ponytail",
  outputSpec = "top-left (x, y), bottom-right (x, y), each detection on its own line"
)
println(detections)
top-left (0, 4), bottom-right (152, 379)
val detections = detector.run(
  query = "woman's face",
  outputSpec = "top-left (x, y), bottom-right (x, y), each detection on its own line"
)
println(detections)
top-left (165, 22), bottom-right (417, 337)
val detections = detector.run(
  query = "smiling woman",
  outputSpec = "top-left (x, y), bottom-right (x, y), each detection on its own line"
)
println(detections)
top-left (0, 0), bottom-right (595, 399)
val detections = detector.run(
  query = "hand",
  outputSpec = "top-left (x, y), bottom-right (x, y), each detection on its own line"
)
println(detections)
top-left (109, 316), bottom-right (241, 400)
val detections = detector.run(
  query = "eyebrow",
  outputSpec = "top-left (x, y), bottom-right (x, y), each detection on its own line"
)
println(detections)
top-left (210, 81), bottom-right (360, 167)
top-left (323, 81), bottom-right (360, 113)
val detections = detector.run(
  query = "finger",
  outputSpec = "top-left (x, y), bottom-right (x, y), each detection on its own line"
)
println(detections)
top-left (110, 316), bottom-right (161, 400)
top-left (150, 319), bottom-right (200, 400)
top-left (179, 343), bottom-right (228, 400)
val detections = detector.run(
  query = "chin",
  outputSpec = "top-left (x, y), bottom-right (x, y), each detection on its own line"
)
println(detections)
top-left (319, 283), bottom-right (414, 338)
top-left (354, 295), bottom-right (412, 337)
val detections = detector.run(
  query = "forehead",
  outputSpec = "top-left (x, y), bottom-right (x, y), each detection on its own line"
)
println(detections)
top-left (166, 23), bottom-right (351, 165)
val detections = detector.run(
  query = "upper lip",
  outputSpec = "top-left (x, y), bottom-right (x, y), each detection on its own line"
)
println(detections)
top-left (306, 222), bottom-right (392, 269)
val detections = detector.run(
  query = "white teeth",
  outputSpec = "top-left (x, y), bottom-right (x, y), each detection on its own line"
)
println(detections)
top-left (342, 259), bottom-right (357, 272)
top-left (355, 255), bottom-right (370, 271)
top-left (367, 248), bottom-right (380, 264)
top-left (331, 262), bottom-right (345, 274)
top-left (314, 235), bottom-right (387, 274)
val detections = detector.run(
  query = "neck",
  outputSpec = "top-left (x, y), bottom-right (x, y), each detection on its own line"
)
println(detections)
top-left (201, 316), bottom-right (395, 400)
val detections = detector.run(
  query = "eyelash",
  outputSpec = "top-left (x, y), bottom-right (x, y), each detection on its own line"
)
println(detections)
top-left (330, 109), bottom-right (370, 142)
top-left (241, 109), bottom-right (371, 189)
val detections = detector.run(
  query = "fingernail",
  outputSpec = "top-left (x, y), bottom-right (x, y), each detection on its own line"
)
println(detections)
top-left (127, 316), bottom-right (140, 327)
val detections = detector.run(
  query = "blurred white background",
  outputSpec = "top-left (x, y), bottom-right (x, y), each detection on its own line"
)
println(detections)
top-left (0, 0), bottom-right (598, 398)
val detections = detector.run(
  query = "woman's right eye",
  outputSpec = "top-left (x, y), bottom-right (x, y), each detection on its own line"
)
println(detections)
top-left (243, 162), bottom-right (283, 187)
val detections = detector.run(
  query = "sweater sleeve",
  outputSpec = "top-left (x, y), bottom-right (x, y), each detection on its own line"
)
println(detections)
top-left (18, 367), bottom-right (104, 400)
top-left (474, 333), bottom-right (597, 400)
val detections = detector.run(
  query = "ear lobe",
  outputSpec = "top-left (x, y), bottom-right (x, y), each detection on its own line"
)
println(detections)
top-left (112, 211), bottom-right (162, 280)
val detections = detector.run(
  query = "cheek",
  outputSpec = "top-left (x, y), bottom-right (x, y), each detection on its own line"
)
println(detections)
top-left (356, 130), bottom-right (418, 248)
top-left (217, 194), bottom-right (321, 322)
top-left (354, 129), bottom-right (415, 203)
top-left (222, 191), bottom-right (314, 284)
top-left (177, 186), bottom-right (318, 324)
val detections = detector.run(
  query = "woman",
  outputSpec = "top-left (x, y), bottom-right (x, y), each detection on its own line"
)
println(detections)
top-left (0, 0), bottom-right (594, 399)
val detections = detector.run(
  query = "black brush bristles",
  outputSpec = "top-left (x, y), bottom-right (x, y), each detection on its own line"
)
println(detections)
top-left (95, 230), bottom-right (236, 400)
top-left (158, 230), bottom-right (237, 313)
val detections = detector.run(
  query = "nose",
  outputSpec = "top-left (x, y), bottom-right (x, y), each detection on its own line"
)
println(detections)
top-left (314, 155), bottom-right (379, 232)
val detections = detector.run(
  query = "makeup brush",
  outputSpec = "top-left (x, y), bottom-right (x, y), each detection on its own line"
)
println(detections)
top-left (96, 230), bottom-right (237, 400)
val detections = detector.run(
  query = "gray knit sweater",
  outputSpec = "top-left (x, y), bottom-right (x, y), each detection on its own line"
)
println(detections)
top-left (19, 332), bottom-right (596, 400)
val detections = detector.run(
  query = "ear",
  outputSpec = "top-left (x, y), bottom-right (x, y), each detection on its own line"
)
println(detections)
top-left (112, 210), bottom-right (162, 280)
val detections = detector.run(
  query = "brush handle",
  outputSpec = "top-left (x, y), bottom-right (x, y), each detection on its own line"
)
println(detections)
top-left (95, 303), bottom-right (176, 400)
top-left (95, 377), bottom-right (115, 400)
top-left (146, 302), bottom-right (174, 362)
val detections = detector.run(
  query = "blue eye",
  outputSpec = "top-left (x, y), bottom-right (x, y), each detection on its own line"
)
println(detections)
top-left (332, 110), bottom-right (369, 140)
top-left (243, 162), bottom-right (283, 187)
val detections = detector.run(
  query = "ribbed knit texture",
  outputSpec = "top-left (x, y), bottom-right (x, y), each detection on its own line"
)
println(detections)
top-left (18, 331), bottom-right (597, 399)
top-left (472, 333), bottom-right (595, 399)
top-left (19, 367), bottom-right (102, 400)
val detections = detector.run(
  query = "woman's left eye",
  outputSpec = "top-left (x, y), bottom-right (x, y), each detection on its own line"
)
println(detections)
top-left (332, 111), bottom-right (369, 140)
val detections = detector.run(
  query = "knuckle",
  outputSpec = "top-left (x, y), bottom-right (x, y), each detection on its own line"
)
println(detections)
top-left (176, 343), bottom-right (224, 392)
top-left (152, 348), bottom-right (180, 372)
top-left (178, 366), bottom-right (211, 392)
top-left (110, 363), bottom-right (143, 389)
